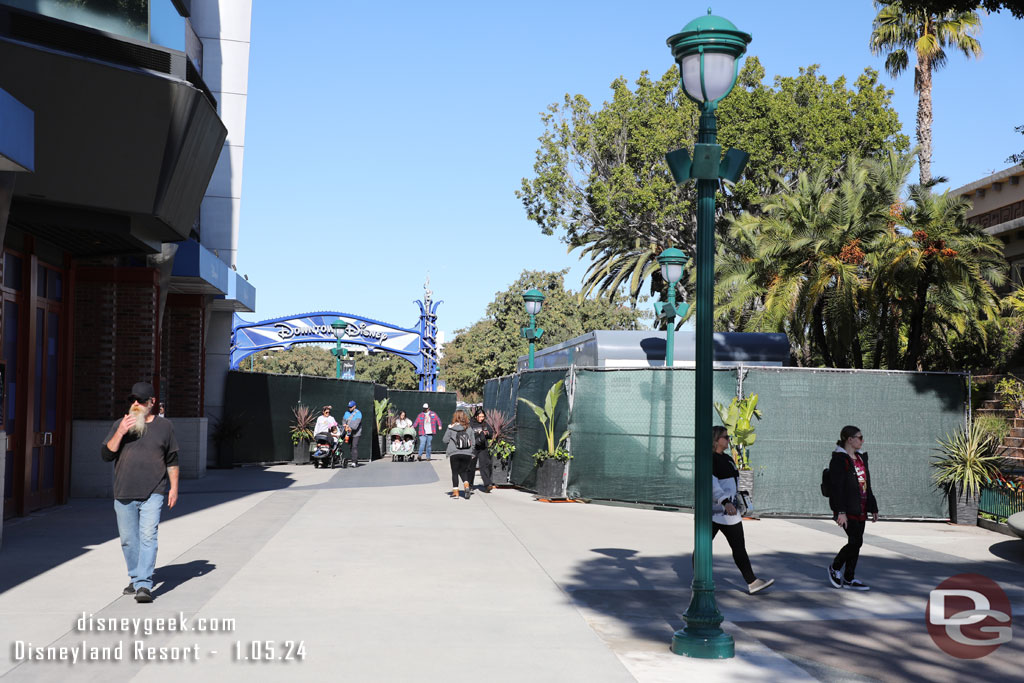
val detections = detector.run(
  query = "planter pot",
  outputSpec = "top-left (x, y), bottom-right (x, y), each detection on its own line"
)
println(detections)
top-left (737, 469), bottom-right (756, 518)
top-left (492, 457), bottom-right (512, 485)
top-left (949, 485), bottom-right (979, 525)
top-left (535, 459), bottom-right (566, 499)
top-left (293, 441), bottom-right (310, 465)
top-left (378, 436), bottom-right (386, 461)
top-left (216, 442), bottom-right (234, 469)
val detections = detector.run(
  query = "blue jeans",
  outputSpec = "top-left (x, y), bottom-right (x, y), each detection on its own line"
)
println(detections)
top-left (418, 434), bottom-right (433, 459)
top-left (114, 493), bottom-right (164, 590)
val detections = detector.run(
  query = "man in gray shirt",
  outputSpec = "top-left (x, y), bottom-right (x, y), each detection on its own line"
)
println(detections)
top-left (102, 381), bottom-right (179, 603)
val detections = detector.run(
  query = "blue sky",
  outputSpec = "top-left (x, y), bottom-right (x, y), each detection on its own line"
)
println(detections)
top-left (238, 1), bottom-right (1024, 340)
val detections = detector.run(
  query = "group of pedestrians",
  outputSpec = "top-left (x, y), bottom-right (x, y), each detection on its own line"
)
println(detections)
top-left (442, 408), bottom-right (493, 499)
top-left (710, 424), bottom-right (878, 595)
top-left (312, 401), bottom-right (363, 468)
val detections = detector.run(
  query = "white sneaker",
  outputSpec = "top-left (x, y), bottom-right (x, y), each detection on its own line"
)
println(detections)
top-left (747, 578), bottom-right (774, 595)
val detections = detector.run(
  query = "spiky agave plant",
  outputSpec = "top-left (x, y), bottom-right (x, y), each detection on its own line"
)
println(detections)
top-left (932, 421), bottom-right (1005, 500)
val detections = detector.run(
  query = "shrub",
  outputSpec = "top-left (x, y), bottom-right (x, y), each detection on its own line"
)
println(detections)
top-left (975, 414), bottom-right (1010, 444)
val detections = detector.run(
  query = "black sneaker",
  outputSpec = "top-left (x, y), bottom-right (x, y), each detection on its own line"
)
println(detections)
top-left (844, 578), bottom-right (870, 591)
top-left (123, 583), bottom-right (136, 595)
top-left (827, 565), bottom-right (843, 589)
top-left (135, 587), bottom-right (153, 603)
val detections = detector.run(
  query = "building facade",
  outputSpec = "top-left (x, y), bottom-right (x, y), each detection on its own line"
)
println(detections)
top-left (0, 0), bottom-right (255, 524)
top-left (952, 163), bottom-right (1024, 285)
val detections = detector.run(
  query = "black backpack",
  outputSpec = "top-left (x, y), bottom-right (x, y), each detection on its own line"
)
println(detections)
top-left (821, 457), bottom-right (851, 497)
top-left (454, 429), bottom-right (472, 450)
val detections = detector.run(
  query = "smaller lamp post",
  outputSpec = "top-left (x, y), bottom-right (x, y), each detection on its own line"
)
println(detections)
top-left (655, 247), bottom-right (689, 367)
top-left (521, 289), bottom-right (546, 369)
top-left (331, 319), bottom-right (349, 380)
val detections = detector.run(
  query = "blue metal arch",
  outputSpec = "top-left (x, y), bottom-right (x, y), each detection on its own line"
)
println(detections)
top-left (231, 296), bottom-right (442, 390)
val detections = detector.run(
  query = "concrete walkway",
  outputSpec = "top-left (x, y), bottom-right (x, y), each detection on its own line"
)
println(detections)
top-left (1, 458), bottom-right (1022, 682)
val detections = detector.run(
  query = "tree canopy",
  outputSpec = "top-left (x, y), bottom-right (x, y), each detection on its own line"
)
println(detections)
top-left (717, 152), bottom-right (1009, 370)
top-left (518, 58), bottom-right (907, 307)
top-left (890, 0), bottom-right (1024, 18)
top-left (440, 270), bottom-right (642, 399)
top-left (244, 344), bottom-right (417, 389)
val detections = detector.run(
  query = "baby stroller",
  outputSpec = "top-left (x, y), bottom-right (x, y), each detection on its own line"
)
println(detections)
top-left (311, 430), bottom-right (342, 468)
top-left (388, 427), bottom-right (417, 462)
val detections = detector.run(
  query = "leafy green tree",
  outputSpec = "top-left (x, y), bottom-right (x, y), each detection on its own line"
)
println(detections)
top-left (247, 345), bottom-right (334, 377)
top-left (518, 59), bottom-right (906, 307)
top-left (718, 155), bottom-right (905, 367)
top-left (716, 152), bottom-right (1007, 371)
top-left (441, 270), bottom-right (642, 399)
top-left (888, 185), bottom-right (1006, 369)
top-left (894, 1), bottom-right (1023, 18)
top-left (869, 0), bottom-right (982, 185)
top-left (356, 351), bottom-right (418, 389)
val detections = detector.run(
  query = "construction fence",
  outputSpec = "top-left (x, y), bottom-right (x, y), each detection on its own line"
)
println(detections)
top-left (484, 366), bottom-right (967, 518)
top-left (223, 371), bottom-right (457, 464)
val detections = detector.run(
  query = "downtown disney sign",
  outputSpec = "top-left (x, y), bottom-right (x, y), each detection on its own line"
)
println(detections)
top-left (230, 291), bottom-right (442, 390)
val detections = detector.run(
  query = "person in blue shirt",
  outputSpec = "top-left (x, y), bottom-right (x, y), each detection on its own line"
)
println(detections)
top-left (342, 400), bottom-right (363, 468)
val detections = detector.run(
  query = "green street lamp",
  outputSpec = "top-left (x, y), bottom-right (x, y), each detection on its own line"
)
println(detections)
top-left (666, 9), bottom-right (751, 660)
top-left (330, 319), bottom-right (349, 380)
top-left (655, 247), bottom-right (689, 367)
top-left (521, 288), bottom-right (546, 369)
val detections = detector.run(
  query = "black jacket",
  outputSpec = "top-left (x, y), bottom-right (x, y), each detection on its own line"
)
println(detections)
top-left (828, 450), bottom-right (878, 517)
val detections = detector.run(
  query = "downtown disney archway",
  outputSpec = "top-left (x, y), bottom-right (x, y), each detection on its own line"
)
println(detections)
top-left (230, 289), bottom-right (442, 390)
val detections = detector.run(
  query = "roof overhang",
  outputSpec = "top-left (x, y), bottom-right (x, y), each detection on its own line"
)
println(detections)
top-left (210, 269), bottom-right (256, 313)
top-left (0, 33), bottom-right (226, 243)
top-left (0, 88), bottom-right (33, 172)
top-left (170, 238), bottom-right (229, 295)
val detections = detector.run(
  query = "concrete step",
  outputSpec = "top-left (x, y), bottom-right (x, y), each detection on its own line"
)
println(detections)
top-left (980, 399), bottom-right (1005, 410)
top-left (1003, 437), bottom-right (1024, 448)
top-left (1011, 428), bottom-right (1024, 438)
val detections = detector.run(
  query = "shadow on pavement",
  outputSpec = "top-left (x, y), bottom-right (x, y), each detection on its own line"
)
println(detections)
top-left (563, 542), bottom-right (1024, 683)
top-left (153, 559), bottom-right (217, 597)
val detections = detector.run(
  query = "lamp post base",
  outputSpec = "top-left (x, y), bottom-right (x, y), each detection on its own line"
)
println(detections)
top-left (671, 628), bottom-right (735, 659)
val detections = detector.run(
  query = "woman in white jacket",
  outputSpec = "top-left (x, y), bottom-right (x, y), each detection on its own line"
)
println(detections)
top-left (711, 426), bottom-right (774, 594)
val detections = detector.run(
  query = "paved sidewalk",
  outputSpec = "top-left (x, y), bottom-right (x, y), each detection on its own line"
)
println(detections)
top-left (0, 459), bottom-right (1021, 682)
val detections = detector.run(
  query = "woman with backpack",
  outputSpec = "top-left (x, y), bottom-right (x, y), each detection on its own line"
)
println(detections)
top-left (443, 410), bottom-right (476, 500)
top-left (826, 425), bottom-right (878, 591)
top-left (711, 426), bottom-right (774, 595)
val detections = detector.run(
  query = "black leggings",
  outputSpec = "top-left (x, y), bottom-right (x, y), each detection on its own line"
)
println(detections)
top-left (711, 521), bottom-right (757, 584)
top-left (832, 518), bottom-right (865, 581)
top-left (449, 453), bottom-right (474, 487)
top-left (473, 449), bottom-right (492, 488)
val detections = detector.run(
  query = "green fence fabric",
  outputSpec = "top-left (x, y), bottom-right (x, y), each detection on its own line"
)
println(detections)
top-left (510, 370), bottom-right (568, 490)
top-left (740, 367), bottom-right (965, 517)
top-left (386, 390), bottom-right (457, 453)
top-left (225, 371), bottom-right (376, 464)
top-left (566, 368), bottom-right (737, 505)
top-left (480, 364), bottom-right (964, 517)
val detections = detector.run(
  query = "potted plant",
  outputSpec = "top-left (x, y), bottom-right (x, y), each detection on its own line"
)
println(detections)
top-left (211, 412), bottom-right (246, 468)
top-left (484, 409), bottom-right (515, 485)
top-left (714, 394), bottom-right (762, 499)
top-left (518, 379), bottom-right (571, 499)
top-left (290, 403), bottom-right (316, 464)
top-left (374, 398), bottom-right (394, 459)
top-left (932, 421), bottom-right (1005, 525)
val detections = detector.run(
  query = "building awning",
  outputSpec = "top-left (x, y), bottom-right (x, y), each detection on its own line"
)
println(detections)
top-left (170, 238), bottom-right (229, 295)
top-left (211, 270), bottom-right (256, 312)
top-left (0, 88), bottom-right (33, 173)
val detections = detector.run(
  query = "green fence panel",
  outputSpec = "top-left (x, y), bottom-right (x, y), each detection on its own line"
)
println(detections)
top-left (511, 370), bottom-right (568, 490)
top-left (225, 371), bottom-right (377, 464)
top-left (740, 367), bottom-right (965, 517)
top-left (386, 390), bottom-right (457, 453)
top-left (979, 485), bottom-right (1024, 521)
top-left (566, 368), bottom-right (736, 505)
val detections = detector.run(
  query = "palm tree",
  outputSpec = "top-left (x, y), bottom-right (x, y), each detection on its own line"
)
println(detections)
top-left (869, 1), bottom-right (982, 185)
top-left (719, 156), bottom-right (893, 367)
top-left (884, 185), bottom-right (1006, 370)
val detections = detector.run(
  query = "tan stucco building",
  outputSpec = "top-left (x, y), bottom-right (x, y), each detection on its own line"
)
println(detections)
top-left (952, 164), bottom-right (1024, 284)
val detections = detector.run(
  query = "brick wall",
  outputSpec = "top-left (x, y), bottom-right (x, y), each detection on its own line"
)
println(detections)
top-left (161, 294), bottom-right (205, 418)
top-left (72, 266), bottom-right (159, 419)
